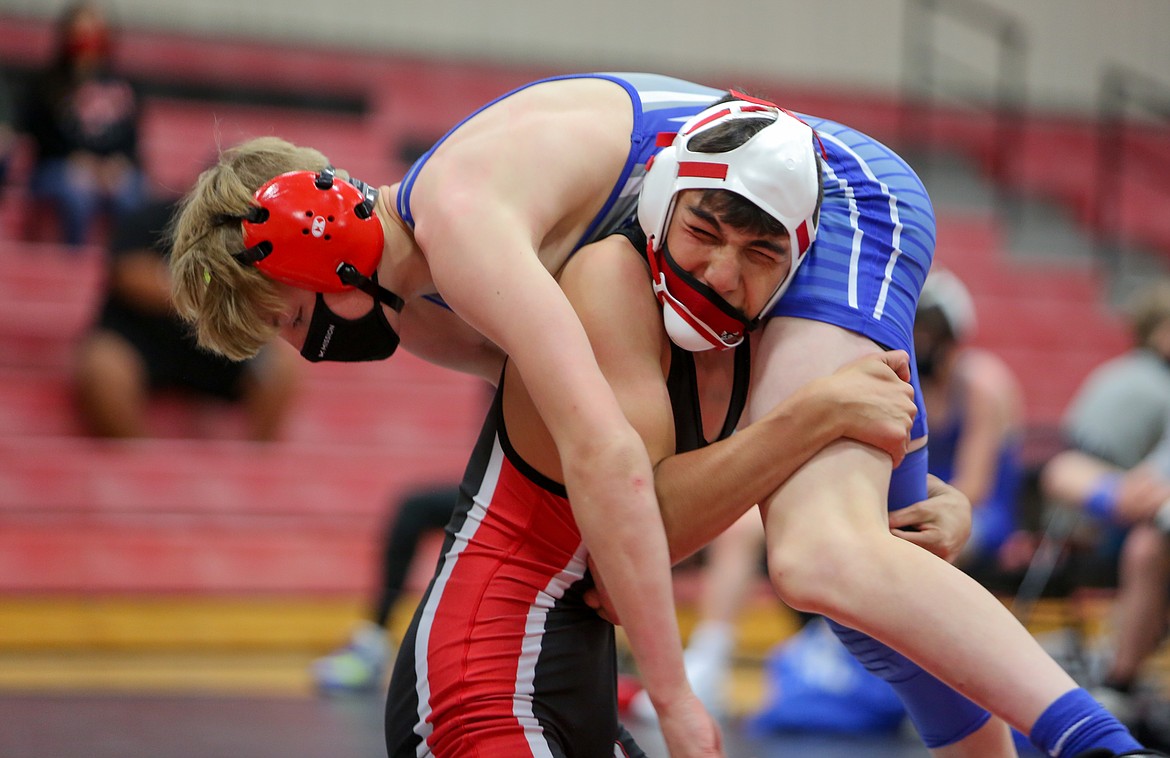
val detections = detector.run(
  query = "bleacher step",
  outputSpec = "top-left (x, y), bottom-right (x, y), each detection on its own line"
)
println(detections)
top-left (0, 435), bottom-right (472, 594)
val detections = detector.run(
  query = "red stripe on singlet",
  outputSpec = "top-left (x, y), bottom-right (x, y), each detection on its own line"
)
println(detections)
top-left (423, 455), bottom-right (582, 756)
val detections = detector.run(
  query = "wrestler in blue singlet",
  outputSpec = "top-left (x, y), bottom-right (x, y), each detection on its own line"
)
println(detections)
top-left (396, 73), bottom-right (985, 748)
top-left (397, 71), bottom-right (933, 506)
top-left (397, 72), bottom-right (723, 248)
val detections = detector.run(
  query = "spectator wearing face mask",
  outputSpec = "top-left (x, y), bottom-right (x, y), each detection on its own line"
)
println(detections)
top-left (19, 1), bottom-right (145, 246)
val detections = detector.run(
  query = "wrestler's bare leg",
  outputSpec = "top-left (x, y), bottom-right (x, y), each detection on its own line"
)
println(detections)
top-left (750, 317), bottom-right (1076, 755)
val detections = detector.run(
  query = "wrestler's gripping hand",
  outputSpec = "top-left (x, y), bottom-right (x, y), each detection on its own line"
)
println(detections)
top-left (888, 474), bottom-right (972, 562)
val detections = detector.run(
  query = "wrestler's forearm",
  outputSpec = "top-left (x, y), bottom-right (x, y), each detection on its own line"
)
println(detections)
top-left (397, 300), bottom-right (506, 384)
top-left (564, 439), bottom-right (691, 705)
top-left (654, 385), bottom-right (840, 562)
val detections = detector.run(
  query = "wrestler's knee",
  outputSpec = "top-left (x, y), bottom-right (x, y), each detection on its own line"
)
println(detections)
top-left (764, 527), bottom-right (875, 616)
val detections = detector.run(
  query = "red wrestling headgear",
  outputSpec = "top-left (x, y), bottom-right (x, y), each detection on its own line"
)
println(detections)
top-left (234, 166), bottom-right (386, 294)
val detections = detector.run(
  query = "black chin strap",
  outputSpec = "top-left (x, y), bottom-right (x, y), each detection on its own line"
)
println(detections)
top-left (336, 263), bottom-right (404, 312)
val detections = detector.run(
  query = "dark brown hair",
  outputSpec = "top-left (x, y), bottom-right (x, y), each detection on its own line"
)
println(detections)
top-left (684, 91), bottom-right (823, 238)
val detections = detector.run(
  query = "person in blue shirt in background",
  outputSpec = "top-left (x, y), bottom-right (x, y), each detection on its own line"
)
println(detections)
top-left (915, 268), bottom-right (1027, 579)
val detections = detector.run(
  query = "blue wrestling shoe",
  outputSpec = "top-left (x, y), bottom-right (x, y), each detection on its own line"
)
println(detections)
top-left (310, 621), bottom-right (391, 695)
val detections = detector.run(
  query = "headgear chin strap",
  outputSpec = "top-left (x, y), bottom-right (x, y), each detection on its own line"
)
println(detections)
top-left (638, 98), bottom-right (822, 350)
top-left (647, 240), bottom-right (749, 351)
top-left (231, 166), bottom-right (402, 311)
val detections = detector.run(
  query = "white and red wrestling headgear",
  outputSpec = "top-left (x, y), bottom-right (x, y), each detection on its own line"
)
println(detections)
top-left (638, 96), bottom-right (822, 351)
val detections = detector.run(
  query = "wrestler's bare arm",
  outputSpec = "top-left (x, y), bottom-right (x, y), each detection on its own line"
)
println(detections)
top-left (397, 299), bottom-right (505, 385)
top-left (949, 351), bottom-right (1023, 505)
top-left (404, 83), bottom-right (721, 756)
top-left (560, 238), bottom-right (917, 563)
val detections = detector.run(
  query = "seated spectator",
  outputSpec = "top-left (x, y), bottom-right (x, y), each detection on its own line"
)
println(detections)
top-left (19, 1), bottom-right (145, 245)
top-left (72, 195), bottom-right (300, 440)
top-left (1041, 279), bottom-right (1170, 742)
top-left (914, 268), bottom-right (1027, 578)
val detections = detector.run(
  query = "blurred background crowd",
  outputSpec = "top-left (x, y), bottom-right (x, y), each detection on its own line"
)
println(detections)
top-left (0, 1), bottom-right (1167, 756)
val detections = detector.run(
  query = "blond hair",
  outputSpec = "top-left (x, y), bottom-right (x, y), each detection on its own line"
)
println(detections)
top-left (169, 136), bottom-right (330, 360)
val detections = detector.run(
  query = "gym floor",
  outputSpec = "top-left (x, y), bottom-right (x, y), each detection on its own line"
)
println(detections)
top-left (0, 686), bottom-right (939, 758)
top-left (0, 645), bottom-right (1048, 758)
top-left (0, 596), bottom-right (1154, 757)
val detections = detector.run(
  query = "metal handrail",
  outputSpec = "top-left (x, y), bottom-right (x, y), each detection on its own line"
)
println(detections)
top-left (901, 0), bottom-right (1027, 218)
top-left (1094, 65), bottom-right (1170, 268)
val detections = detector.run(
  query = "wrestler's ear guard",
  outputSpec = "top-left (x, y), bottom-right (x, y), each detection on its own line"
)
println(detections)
top-left (234, 166), bottom-right (385, 294)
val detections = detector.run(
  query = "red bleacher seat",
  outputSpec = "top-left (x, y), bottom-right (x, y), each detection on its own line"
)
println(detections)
top-left (0, 362), bottom-right (488, 446)
top-left (0, 519), bottom-right (380, 594)
top-left (932, 210), bottom-right (1131, 429)
top-left (0, 436), bottom-right (465, 519)
top-left (0, 228), bottom-right (484, 596)
top-left (0, 435), bottom-right (473, 593)
top-left (139, 98), bottom-right (391, 194)
top-left (993, 345), bottom-right (1125, 428)
top-left (0, 12), bottom-right (1148, 603)
top-left (971, 295), bottom-right (1129, 352)
top-left (0, 241), bottom-right (104, 370)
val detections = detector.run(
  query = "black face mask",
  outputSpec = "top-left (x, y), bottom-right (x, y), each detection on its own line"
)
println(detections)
top-left (300, 293), bottom-right (400, 363)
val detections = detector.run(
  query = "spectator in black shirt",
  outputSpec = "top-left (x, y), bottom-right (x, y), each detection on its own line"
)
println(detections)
top-left (73, 195), bottom-right (301, 440)
top-left (20, 2), bottom-right (145, 245)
